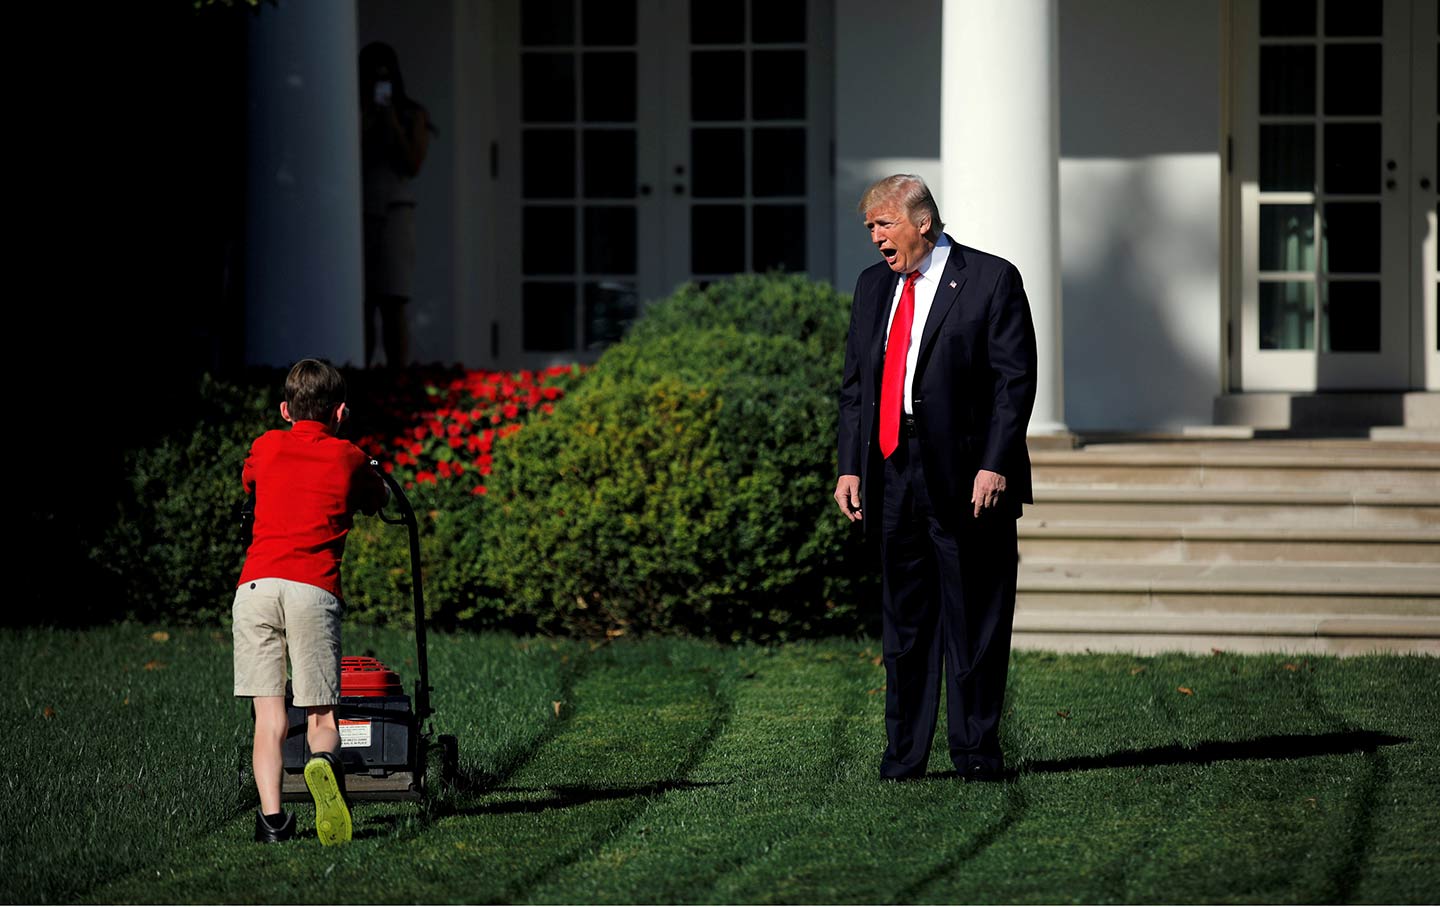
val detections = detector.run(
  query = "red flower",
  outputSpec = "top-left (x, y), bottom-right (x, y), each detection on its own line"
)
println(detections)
top-left (471, 485), bottom-right (488, 496)
top-left (412, 426), bottom-right (428, 441)
top-left (448, 436), bottom-right (463, 449)
top-left (502, 403), bottom-right (520, 420)
top-left (382, 462), bottom-right (395, 474)
top-left (541, 403), bottom-right (555, 415)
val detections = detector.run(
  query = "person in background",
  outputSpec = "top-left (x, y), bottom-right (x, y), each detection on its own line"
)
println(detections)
top-left (359, 41), bottom-right (435, 368)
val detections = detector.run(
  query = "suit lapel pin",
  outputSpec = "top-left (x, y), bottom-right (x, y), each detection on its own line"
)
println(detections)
top-left (949, 280), bottom-right (957, 288)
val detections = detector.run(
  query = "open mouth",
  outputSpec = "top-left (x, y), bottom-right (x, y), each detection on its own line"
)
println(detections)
top-left (880, 246), bottom-right (898, 264)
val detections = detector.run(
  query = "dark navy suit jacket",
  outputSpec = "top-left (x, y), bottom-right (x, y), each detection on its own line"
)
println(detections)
top-left (837, 235), bottom-right (1038, 530)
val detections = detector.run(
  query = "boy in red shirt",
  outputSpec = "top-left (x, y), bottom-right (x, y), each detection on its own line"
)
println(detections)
top-left (234, 359), bottom-right (388, 844)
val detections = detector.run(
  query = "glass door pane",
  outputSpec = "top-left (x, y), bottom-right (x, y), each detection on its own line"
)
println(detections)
top-left (517, 0), bottom-right (641, 363)
top-left (1238, 0), bottom-right (1413, 389)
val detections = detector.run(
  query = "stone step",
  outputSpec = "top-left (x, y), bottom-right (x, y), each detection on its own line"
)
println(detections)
top-left (1011, 605), bottom-right (1440, 656)
top-left (1027, 486), bottom-right (1439, 529)
top-left (1019, 523), bottom-right (1440, 564)
top-left (1016, 561), bottom-right (1440, 613)
top-left (1032, 444), bottom-right (1440, 490)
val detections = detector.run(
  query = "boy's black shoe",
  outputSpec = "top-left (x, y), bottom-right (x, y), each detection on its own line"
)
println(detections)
top-left (254, 809), bottom-right (296, 843)
top-left (304, 751), bottom-right (353, 846)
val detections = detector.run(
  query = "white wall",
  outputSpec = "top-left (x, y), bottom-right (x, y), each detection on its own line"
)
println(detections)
top-left (357, 0), bottom-right (457, 364)
top-left (1058, 0), bottom-right (1222, 432)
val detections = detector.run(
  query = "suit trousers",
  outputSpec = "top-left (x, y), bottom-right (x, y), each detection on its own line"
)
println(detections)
top-left (878, 433), bottom-right (1018, 779)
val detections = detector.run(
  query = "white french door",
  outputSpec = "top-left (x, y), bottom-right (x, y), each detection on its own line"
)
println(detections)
top-left (1234, 0), bottom-right (1438, 390)
top-left (493, 0), bottom-right (832, 369)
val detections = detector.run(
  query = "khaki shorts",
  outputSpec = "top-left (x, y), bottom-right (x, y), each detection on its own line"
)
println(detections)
top-left (233, 578), bottom-right (343, 707)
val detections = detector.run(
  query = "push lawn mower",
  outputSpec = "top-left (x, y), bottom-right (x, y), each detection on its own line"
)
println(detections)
top-left (243, 460), bottom-right (458, 802)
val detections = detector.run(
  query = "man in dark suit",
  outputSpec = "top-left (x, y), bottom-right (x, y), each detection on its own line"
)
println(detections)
top-left (834, 174), bottom-right (1037, 781)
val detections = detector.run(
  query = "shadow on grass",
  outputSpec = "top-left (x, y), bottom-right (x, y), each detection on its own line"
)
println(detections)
top-left (921, 729), bottom-right (1410, 781)
top-left (456, 779), bottom-right (733, 816)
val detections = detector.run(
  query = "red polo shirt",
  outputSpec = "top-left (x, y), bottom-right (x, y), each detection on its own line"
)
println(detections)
top-left (237, 421), bottom-right (388, 598)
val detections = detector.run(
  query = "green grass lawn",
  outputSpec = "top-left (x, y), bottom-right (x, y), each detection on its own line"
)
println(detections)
top-left (4, 626), bottom-right (1436, 904)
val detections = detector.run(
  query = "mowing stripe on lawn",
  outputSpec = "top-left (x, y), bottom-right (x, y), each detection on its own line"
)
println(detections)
top-left (522, 644), bottom-right (877, 904)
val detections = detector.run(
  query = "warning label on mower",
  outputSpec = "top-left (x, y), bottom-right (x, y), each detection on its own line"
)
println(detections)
top-left (339, 719), bottom-right (372, 749)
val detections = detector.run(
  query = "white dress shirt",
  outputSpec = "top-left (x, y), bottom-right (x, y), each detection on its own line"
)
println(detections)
top-left (883, 234), bottom-right (951, 414)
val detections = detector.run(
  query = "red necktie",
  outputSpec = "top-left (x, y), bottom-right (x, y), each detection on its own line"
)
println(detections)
top-left (879, 270), bottom-right (921, 459)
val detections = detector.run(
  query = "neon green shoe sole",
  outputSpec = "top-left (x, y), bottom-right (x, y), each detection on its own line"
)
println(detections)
top-left (303, 755), bottom-right (352, 846)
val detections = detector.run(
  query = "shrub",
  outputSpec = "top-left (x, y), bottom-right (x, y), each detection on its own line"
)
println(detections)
top-left (474, 274), bottom-right (870, 640)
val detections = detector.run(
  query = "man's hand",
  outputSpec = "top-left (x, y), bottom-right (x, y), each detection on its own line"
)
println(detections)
top-left (834, 475), bottom-right (863, 522)
top-left (972, 469), bottom-right (1006, 517)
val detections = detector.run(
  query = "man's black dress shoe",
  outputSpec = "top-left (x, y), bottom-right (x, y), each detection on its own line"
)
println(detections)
top-left (957, 761), bottom-right (1005, 782)
top-left (254, 809), bottom-right (296, 843)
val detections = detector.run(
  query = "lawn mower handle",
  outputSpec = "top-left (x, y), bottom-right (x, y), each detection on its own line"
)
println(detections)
top-left (370, 459), bottom-right (433, 725)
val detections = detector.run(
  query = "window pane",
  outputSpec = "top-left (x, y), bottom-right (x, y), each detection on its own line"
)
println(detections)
top-left (584, 282), bottom-right (638, 349)
top-left (691, 0), bottom-right (744, 43)
top-left (1322, 202), bottom-right (1380, 274)
top-left (692, 51), bottom-right (746, 120)
top-left (583, 206), bottom-right (636, 274)
top-left (1323, 123), bottom-right (1380, 194)
top-left (582, 130), bottom-right (636, 198)
top-left (1259, 281), bottom-right (1315, 349)
top-left (753, 204), bottom-right (806, 272)
top-left (753, 51), bottom-right (806, 119)
top-left (1324, 44), bottom-right (1381, 116)
top-left (692, 205), bottom-right (746, 273)
top-left (522, 54), bottom-right (575, 122)
top-left (1323, 0), bottom-right (1380, 36)
top-left (1260, 46), bottom-right (1316, 115)
top-left (1260, 0), bottom-right (1315, 36)
top-left (583, 53), bottom-right (636, 122)
top-left (582, 0), bottom-right (636, 45)
top-left (752, 0), bottom-right (805, 42)
top-left (1260, 124), bottom-right (1315, 191)
top-left (752, 128), bottom-right (806, 196)
top-left (522, 0), bottom-right (574, 45)
top-left (523, 207), bottom-right (575, 275)
top-left (1323, 281), bottom-right (1380, 351)
top-left (523, 130), bottom-right (576, 198)
top-left (1259, 205), bottom-right (1315, 272)
top-left (692, 128), bottom-right (745, 198)
top-left (523, 282), bottom-right (577, 352)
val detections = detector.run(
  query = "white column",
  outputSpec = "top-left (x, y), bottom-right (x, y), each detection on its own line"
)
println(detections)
top-left (940, 0), bottom-right (1067, 435)
top-left (245, 0), bottom-right (364, 367)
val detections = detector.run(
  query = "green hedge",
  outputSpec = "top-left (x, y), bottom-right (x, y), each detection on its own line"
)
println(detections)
top-left (472, 275), bottom-right (869, 640)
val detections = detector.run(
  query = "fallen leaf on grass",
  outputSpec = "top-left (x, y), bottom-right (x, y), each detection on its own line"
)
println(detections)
top-left (871, 655), bottom-right (883, 666)
top-left (1129, 667), bottom-right (1146, 676)
top-left (143, 660), bottom-right (166, 671)
top-left (150, 631), bottom-right (170, 643)
top-left (1210, 647), bottom-right (1224, 656)
top-left (42, 706), bottom-right (55, 719)
top-left (1283, 663), bottom-right (1299, 671)
top-left (552, 700), bottom-right (564, 717)
top-left (1056, 710), bottom-right (1071, 720)
top-left (1177, 686), bottom-right (1194, 696)
top-left (1304, 797), bottom-right (1318, 808)
top-left (605, 628), bottom-right (626, 638)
